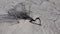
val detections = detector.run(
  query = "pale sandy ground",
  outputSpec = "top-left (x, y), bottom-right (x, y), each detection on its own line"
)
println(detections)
top-left (0, 0), bottom-right (60, 34)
